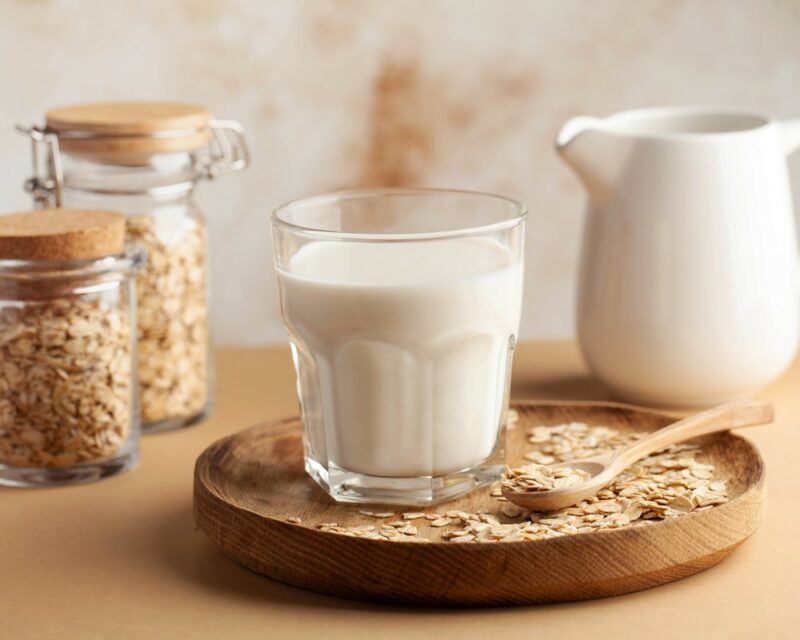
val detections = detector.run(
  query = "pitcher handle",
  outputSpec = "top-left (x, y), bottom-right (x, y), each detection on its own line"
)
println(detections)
top-left (782, 119), bottom-right (800, 155)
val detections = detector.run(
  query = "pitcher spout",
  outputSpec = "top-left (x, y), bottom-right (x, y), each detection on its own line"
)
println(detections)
top-left (556, 116), bottom-right (628, 202)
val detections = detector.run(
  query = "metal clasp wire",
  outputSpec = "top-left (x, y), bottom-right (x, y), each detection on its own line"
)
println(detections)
top-left (16, 117), bottom-right (249, 203)
top-left (195, 118), bottom-right (250, 181)
top-left (15, 124), bottom-right (64, 207)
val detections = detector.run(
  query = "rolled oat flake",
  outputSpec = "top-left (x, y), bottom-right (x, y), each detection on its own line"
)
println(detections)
top-left (17, 102), bottom-right (249, 432)
top-left (0, 208), bottom-right (144, 486)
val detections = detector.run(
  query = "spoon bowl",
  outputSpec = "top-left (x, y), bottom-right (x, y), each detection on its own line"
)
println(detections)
top-left (550, 458), bottom-right (607, 476)
top-left (502, 458), bottom-right (614, 512)
top-left (502, 398), bottom-right (773, 512)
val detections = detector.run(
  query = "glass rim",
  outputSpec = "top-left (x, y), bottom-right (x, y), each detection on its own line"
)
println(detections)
top-left (271, 187), bottom-right (527, 241)
top-left (0, 242), bottom-right (146, 282)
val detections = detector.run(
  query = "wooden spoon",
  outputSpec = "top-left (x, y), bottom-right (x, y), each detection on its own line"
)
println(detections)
top-left (501, 398), bottom-right (774, 512)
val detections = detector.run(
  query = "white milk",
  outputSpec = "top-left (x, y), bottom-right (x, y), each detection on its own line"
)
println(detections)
top-left (277, 237), bottom-right (522, 478)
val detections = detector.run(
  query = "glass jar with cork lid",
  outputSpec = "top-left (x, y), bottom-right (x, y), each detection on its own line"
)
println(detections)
top-left (0, 208), bottom-right (144, 486)
top-left (17, 102), bottom-right (249, 432)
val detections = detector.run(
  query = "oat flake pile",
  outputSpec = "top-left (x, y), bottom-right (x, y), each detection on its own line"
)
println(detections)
top-left (296, 412), bottom-right (730, 543)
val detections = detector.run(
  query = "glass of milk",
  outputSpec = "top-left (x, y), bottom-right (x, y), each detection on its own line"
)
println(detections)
top-left (272, 188), bottom-right (526, 505)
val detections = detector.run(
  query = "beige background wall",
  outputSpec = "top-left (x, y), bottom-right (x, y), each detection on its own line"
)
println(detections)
top-left (0, 0), bottom-right (798, 344)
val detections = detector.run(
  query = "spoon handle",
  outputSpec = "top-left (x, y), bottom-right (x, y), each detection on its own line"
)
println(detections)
top-left (612, 398), bottom-right (773, 469)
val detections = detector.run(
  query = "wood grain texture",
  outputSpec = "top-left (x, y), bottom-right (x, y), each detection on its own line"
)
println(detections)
top-left (193, 401), bottom-right (765, 606)
top-left (46, 101), bottom-right (209, 133)
top-left (45, 101), bottom-right (211, 160)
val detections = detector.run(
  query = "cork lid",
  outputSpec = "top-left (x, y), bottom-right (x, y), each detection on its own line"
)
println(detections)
top-left (45, 101), bottom-right (211, 162)
top-left (0, 209), bottom-right (126, 261)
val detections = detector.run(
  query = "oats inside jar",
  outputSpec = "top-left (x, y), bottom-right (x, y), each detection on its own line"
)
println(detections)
top-left (0, 298), bottom-right (132, 468)
top-left (127, 215), bottom-right (209, 426)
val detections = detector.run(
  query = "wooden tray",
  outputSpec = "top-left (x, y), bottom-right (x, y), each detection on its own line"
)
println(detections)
top-left (193, 401), bottom-right (764, 606)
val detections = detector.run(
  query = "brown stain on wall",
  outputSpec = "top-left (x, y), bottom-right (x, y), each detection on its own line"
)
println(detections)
top-left (309, 13), bottom-right (356, 47)
top-left (356, 61), bottom-right (436, 188)
top-left (354, 57), bottom-right (540, 189)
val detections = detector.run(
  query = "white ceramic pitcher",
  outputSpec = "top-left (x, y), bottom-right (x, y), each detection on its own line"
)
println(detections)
top-left (557, 106), bottom-right (800, 406)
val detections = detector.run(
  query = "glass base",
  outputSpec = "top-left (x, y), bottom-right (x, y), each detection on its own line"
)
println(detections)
top-left (305, 457), bottom-right (503, 507)
top-left (142, 405), bottom-right (210, 434)
top-left (0, 449), bottom-right (139, 488)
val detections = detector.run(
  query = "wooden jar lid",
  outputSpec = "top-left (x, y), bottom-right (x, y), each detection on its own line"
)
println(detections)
top-left (0, 209), bottom-right (126, 261)
top-left (45, 101), bottom-right (211, 162)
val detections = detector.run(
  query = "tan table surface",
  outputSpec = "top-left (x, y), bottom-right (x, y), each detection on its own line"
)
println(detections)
top-left (3, 342), bottom-right (799, 639)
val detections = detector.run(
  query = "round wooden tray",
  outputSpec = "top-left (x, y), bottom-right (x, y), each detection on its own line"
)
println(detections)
top-left (193, 401), bottom-right (764, 606)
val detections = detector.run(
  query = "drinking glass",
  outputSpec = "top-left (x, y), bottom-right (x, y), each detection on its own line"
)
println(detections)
top-left (272, 188), bottom-right (526, 505)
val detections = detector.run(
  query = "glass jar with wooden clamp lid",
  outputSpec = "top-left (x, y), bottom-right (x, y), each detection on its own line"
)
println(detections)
top-left (17, 102), bottom-right (249, 432)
